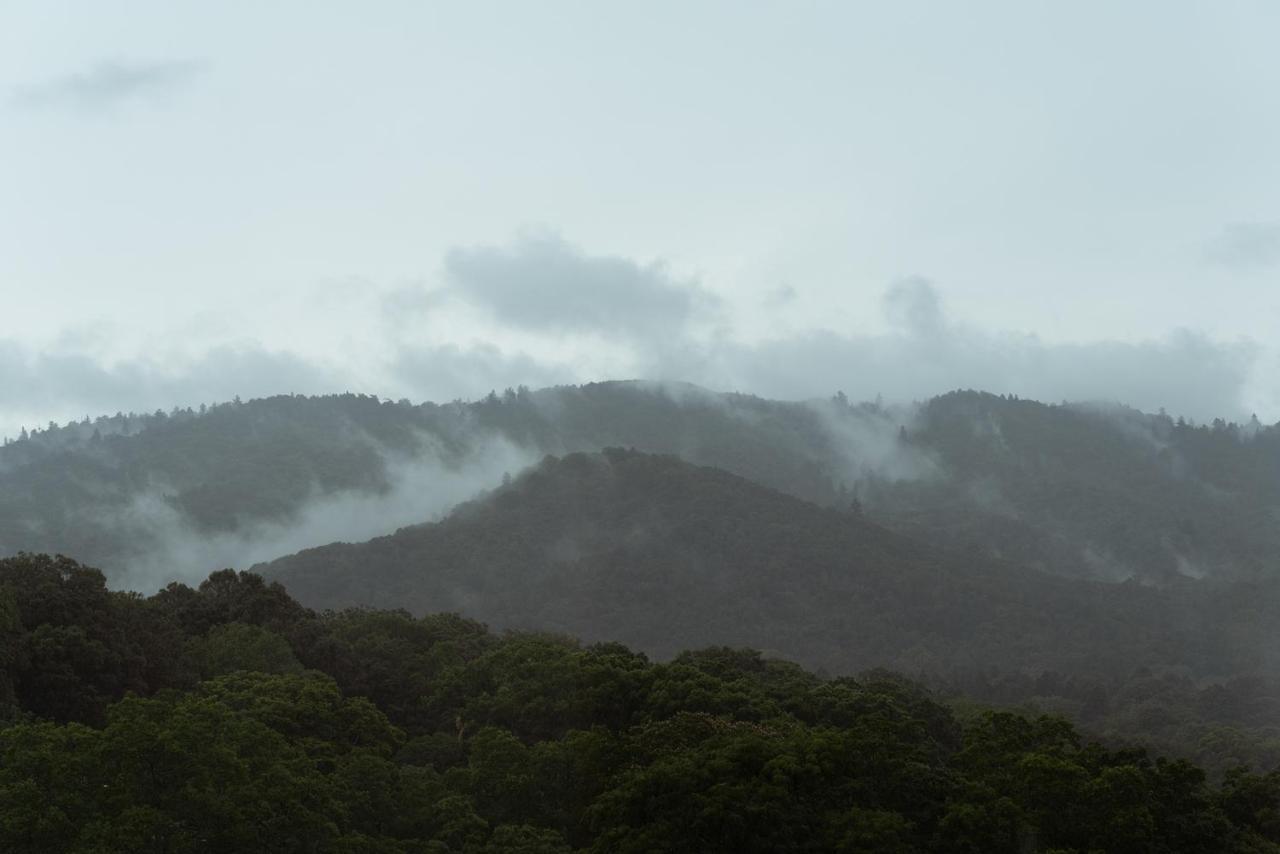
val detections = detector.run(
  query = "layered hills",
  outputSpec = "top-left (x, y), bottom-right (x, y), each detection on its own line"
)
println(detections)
top-left (260, 448), bottom-right (1280, 681)
top-left (3, 382), bottom-right (1278, 586)
top-left (4, 384), bottom-right (1280, 772)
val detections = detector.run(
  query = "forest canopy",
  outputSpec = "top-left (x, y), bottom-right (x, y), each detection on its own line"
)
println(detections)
top-left (2, 553), bottom-right (1280, 853)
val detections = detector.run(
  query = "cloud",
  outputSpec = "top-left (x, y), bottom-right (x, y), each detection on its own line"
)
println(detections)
top-left (428, 240), bottom-right (1264, 425)
top-left (883, 276), bottom-right (945, 336)
top-left (102, 435), bottom-right (539, 592)
top-left (693, 280), bottom-right (1260, 422)
top-left (1205, 222), bottom-right (1280, 271)
top-left (0, 341), bottom-right (340, 436)
top-left (443, 233), bottom-right (720, 338)
top-left (11, 59), bottom-right (206, 112)
top-left (1, 242), bottom-right (1272, 440)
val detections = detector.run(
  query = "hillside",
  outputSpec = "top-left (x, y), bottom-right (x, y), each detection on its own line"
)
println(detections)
top-left (4, 383), bottom-right (1278, 587)
top-left (874, 392), bottom-right (1280, 581)
top-left (259, 449), bottom-right (1280, 679)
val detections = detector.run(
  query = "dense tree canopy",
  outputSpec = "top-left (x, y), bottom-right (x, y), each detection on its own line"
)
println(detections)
top-left (2, 553), bottom-right (1279, 852)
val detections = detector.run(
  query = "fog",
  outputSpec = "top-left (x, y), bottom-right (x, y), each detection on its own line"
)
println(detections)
top-left (7, 3), bottom-right (1280, 439)
top-left (3, 237), bottom-right (1272, 446)
top-left (7, 6), bottom-right (1280, 837)
top-left (96, 433), bottom-right (538, 592)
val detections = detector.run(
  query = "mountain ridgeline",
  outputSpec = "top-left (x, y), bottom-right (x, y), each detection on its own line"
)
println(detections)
top-left (257, 447), bottom-right (1280, 773)
top-left (258, 447), bottom-right (1271, 679)
top-left (6, 384), bottom-right (1280, 772)
top-left (5, 383), bottom-right (1280, 846)
top-left (3, 382), bottom-right (1279, 586)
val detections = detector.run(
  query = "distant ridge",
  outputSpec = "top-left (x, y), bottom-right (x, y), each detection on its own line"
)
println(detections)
top-left (3, 382), bottom-right (1278, 586)
top-left (258, 448), bottom-right (1280, 683)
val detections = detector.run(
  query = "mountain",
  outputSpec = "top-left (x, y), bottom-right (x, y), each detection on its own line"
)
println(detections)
top-left (0, 385), bottom-right (852, 583)
top-left (259, 448), bottom-right (1280, 680)
top-left (7, 386), bottom-right (1280, 771)
top-left (873, 392), bottom-right (1280, 582)
top-left (4, 383), bottom-right (1278, 586)
top-left (259, 448), bottom-right (1280, 773)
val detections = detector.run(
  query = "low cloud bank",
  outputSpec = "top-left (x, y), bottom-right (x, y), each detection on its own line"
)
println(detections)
top-left (0, 342), bottom-right (345, 439)
top-left (98, 435), bottom-right (537, 592)
top-left (698, 281), bottom-right (1258, 422)
top-left (433, 238), bottom-right (1268, 423)
top-left (2, 235), bottom-right (1271, 443)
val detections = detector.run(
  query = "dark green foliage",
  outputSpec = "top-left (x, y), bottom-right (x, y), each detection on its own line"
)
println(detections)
top-left (154, 568), bottom-right (311, 635)
top-left (2, 556), bottom-right (1278, 852)
top-left (0, 553), bottom-right (190, 724)
top-left (187, 622), bottom-right (304, 678)
top-left (0, 585), bottom-right (19, 717)
top-left (947, 668), bottom-right (1280, 780)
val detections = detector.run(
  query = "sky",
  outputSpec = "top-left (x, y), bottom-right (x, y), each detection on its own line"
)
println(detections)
top-left (2, 1), bottom-right (1279, 439)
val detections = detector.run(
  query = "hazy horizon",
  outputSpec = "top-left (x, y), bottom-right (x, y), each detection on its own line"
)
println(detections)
top-left (5, 2), bottom-right (1279, 435)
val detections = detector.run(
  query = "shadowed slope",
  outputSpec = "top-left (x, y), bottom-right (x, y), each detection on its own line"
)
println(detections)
top-left (259, 449), bottom-right (1280, 681)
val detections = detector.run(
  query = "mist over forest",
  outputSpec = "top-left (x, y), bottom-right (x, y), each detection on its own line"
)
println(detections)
top-left (8, 3), bottom-right (1280, 851)
top-left (5, 382), bottom-right (1277, 590)
top-left (3, 267), bottom-right (1272, 445)
top-left (4, 382), bottom-right (1280, 851)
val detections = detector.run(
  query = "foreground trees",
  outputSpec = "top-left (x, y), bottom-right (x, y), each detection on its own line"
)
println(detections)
top-left (1, 554), bottom-right (1278, 852)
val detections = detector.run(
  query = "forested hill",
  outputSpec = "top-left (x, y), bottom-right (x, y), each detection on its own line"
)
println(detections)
top-left (4, 382), bottom-right (1279, 585)
top-left (872, 392), bottom-right (1280, 582)
top-left (2, 553), bottom-right (1279, 853)
top-left (259, 449), bottom-right (1280, 681)
top-left (259, 449), bottom-right (1280, 774)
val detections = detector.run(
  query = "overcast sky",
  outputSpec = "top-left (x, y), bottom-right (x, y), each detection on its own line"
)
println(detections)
top-left (3, 2), bottom-right (1279, 439)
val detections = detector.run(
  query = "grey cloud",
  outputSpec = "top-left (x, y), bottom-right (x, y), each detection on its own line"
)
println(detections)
top-left (694, 281), bottom-right (1258, 422)
top-left (305, 261), bottom-right (1276, 424)
top-left (443, 234), bottom-right (720, 338)
top-left (12, 59), bottom-right (205, 112)
top-left (0, 341), bottom-right (338, 435)
top-left (0, 333), bottom-right (574, 440)
top-left (2, 251), bottom-right (1268, 439)
top-left (105, 435), bottom-right (538, 591)
top-left (372, 243), bottom-right (1266, 425)
top-left (1205, 222), bottom-right (1280, 271)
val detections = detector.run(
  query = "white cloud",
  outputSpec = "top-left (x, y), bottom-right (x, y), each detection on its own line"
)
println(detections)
top-left (1, 238), bottom-right (1273, 440)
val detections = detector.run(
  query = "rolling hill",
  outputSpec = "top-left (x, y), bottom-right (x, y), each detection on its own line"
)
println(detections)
top-left (259, 448), bottom-right (1280, 681)
top-left (4, 383), bottom-right (1278, 587)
